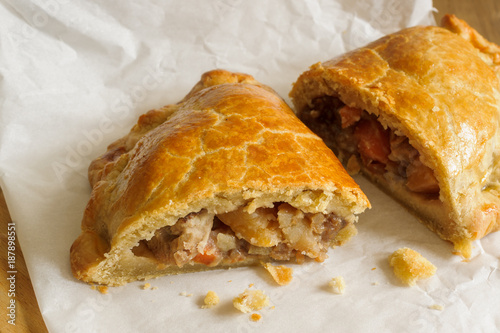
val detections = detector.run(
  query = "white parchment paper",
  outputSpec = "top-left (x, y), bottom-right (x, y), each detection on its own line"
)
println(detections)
top-left (1, 1), bottom-right (499, 332)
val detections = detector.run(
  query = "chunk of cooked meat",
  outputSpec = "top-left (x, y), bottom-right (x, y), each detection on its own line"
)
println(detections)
top-left (406, 160), bottom-right (440, 193)
top-left (147, 210), bottom-right (214, 267)
top-left (306, 96), bottom-right (439, 195)
top-left (339, 105), bottom-right (362, 128)
top-left (353, 118), bottom-right (391, 167)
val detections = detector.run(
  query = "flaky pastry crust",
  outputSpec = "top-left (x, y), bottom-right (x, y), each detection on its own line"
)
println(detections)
top-left (290, 15), bottom-right (500, 257)
top-left (70, 69), bottom-right (370, 286)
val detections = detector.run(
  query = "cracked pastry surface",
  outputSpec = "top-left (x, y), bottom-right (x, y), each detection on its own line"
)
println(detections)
top-left (70, 69), bottom-right (370, 286)
top-left (289, 15), bottom-right (500, 258)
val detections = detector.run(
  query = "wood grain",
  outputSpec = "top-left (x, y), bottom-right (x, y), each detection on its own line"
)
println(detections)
top-left (0, 188), bottom-right (49, 332)
top-left (0, 1), bottom-right (499, 332)
top-left (433, 0), bottom-right (500, 44)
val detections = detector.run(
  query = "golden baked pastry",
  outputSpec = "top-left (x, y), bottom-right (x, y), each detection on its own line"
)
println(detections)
top-left (70, 69), bottom-right (370, 286)
top-left (289, 15), bottom-right (500, 258)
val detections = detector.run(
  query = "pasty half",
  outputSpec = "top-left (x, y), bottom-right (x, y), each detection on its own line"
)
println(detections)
top-left (289, 15), bottom-right (500, 258)
top-left (70, 69), bottom-right (370, 286)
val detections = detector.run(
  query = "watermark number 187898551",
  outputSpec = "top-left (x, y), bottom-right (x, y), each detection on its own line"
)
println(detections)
top-left (6, 221), bottom-right (17, 326)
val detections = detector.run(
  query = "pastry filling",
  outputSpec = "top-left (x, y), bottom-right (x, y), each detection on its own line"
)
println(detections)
top-left (302, 96), bottom-right (439, 196)
top-left (133, 202), bottom-right (349, 267)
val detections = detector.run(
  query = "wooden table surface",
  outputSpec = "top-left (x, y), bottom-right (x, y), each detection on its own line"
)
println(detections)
top-left (1, 1), bottom-right (499, 332)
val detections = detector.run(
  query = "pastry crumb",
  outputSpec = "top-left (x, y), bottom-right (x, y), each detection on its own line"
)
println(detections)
top-left (233, 289), bottom-right (270, 313)
top-left (201, 291), bottom-right (219, 309)
top-left (262, 262), bottom-right (293, 286)
top-left (248, 283), bottom-right (254, 288)
top-left (97, 285), bottom-right (108, 294)
top-left (89, 284), bottom-right (108, 294)
top-left (371, 267), bottom-right (376, 271)
top-left (452, 240), bottom-right (472, 259)
top-left (180, 291), bottom-right (193, 297)
top-left (328, 276), bottom-right (345, 294)
top-left (429, 304), bottom-right (444, 311)
top-left (151, 286), bottom-right (158, 290)
top-left (389, 247), bottom-right (436, 286)
top-left (250, 313), bottom-right (262, 322)
top-left (142, 283), bottom-right (151, 290)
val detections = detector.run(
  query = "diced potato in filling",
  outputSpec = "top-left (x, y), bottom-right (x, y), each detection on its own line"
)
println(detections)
top-left (134, 202), bottom-right (350, 268)
top-left (277, 203), bottom-right (320, 257)
top-left (218, 206), bottom-right (282, 247)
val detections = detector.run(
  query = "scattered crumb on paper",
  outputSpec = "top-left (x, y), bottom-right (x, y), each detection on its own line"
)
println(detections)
top-left (389, 247), bottom-right (436, 286)
top-left (91, 285), bottom-right (108, 294)
top-left (328, 276), bottom-right (345, 294)
top-left (98, 286), bottom-right (108, 294)
top-left (250, 313), bottom-right (262, 322)
top-left (233, 289), bottom-right (270, 313)
top-left (262, 262), bottom-right (293, 286)
top-left (429, 304), bottom-right (444, 311)
top-left (201, 291), bottom-right (219, 309)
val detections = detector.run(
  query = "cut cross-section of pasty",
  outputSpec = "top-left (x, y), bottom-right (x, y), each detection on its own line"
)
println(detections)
top-left (289, 15), bottom-right (500, 258)
top-left (70, 69), bottom-right (370, 286)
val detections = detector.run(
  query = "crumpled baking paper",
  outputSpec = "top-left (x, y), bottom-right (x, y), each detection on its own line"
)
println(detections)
top-left (1, 1), bottom-right (498, 332)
